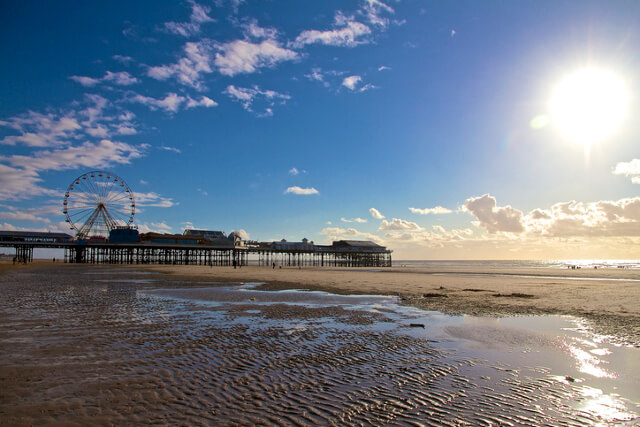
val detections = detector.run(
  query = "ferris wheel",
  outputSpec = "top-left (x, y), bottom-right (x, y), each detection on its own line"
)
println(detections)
top-left (63, 171), bottom-right (135, 239)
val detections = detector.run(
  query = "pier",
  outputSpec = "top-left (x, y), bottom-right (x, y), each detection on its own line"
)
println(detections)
top-left (0, 231), bottom-right (392, 267)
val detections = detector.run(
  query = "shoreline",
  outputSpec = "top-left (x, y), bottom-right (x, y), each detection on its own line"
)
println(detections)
top-left (3, 261), bottom-right (639, 345)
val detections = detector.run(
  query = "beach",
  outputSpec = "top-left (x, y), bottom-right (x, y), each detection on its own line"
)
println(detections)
top-left (1, 262), bottom-right (639, 425)
top-left (138, 263), bottom-right (640, 345)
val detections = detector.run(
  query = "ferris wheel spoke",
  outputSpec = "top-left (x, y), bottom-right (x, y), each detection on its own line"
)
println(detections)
top-left (68, 206), bottom-right (96, 215)
top-left (69, 210), bottom-right (96, 219)
top-left (100, 178), bottom-right (112, 200)
top-left (105, 190), bottom-right (130, 201)
top-left (103, 202), bottom-right (131, 211)
top-left (88, 177), bottom-right (104, 201)
top-left (104, 179), bottom-right (120, 200)
top-left (67, 202), bottom-right (99, 209)
top-left (91, 178), bottom-right (106, 201)
top-left (78, 180), bottom-right (100, 204)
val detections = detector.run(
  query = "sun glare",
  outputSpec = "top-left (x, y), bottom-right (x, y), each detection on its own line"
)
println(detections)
top-left (550, 68), bottom-right (629, 145)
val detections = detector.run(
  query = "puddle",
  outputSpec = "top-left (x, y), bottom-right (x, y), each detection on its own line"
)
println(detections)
top-left (142, 283), bottom-right (640, 424)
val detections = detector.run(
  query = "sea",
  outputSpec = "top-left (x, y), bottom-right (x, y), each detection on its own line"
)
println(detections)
top-left (394, 259), bottom-right (640, 269)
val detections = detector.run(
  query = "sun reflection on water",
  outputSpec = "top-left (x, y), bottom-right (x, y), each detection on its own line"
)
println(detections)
top-left (577, 386), bottom-right (638, 424)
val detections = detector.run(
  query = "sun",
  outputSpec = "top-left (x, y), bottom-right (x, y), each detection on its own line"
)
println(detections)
top-left (550, 67), bottom-right (629, 145)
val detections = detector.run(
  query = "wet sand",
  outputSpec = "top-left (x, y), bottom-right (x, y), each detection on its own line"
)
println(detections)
top-left (1, 264), bottom-right (639, 425)
top-left (130, 263), bottom-right (640, 346)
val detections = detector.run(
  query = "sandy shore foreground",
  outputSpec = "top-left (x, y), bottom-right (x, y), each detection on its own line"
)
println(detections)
top-left (134, 263), bottom-right (640, 345)
top-left (2, 261), bottom-right (639, 344)
top-left (6, 264), bottom-right (638, 425)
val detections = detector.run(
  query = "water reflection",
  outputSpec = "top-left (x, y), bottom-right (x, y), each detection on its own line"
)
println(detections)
top-left (578, 386), bottom-right (638, 423)
top-left (143, 285), bottom-right (640, 424)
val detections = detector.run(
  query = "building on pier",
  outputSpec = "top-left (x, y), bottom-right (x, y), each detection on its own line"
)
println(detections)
top-left (332, 240), bottom-right (388, 252)
top-left (183, 229), bottom-right (242, 246)
top-left (270, 238), bottom-right (315, 251)
top-left (0, 231), bottom-right (72, 243)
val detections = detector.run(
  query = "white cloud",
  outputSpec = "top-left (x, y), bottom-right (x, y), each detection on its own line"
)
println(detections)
top-left (464, 194), bottom-right (525, 234)
top-left (369, 207), bottom-right (385, 219)
top-left (70, 71), bottom-right (139, 87)
top-left (0, 140), bottom-right (145, 200)
top-left (214, 39), bottom-right (298, 76)
top-left (285, 186), bottom-right (318, 195)
top-left (462, 194), bottom-right (640, 239)
top-left (342, 75), bottom-right (376, 92)
top-left (0, 95), bottom-right (139, 148)
top-left (137, 221), bottom-right (173, 234)
top-left (159, 146), bottom-right (181, 154)
top-left (224, 85), bottom-right (290, 116)
top-left (2, 139), bottom-right (145, 173)
top-left (0, 210), bottom-right (51, 223)
top-left (342, 75), bottom-right (362, 90)
top-left (289, 167), bottom-right (299, 175)
top-left (69, 75), bottom-right (100, 87)
top-left (133, 192), bottom-right (175, 208)
top-left (383, 226), bottom-right (475, 247)
top-left (0, 111), bottom-right (81, 147)
top-left (148, 41), bottom-right (213, 90)
top-left (321, 226), bottom-right (383, 244)
top-left (241, 19), bottom-right (279, 40)
top-left (379, 218), bottom-right (423, 231)
top-left (341, 217), bottom-right (367, 223)
top-left (305, 67), bottom-right (325, 82)
top-left (304, 68), bottom-right (346, 89)
top-left (164, 1), bottom-right (214, 37)
top-left (613, 159), bottom-right (640, 184)
top-left (378, 65), bottom-right (391, 71)
top-left (292, 13), bottom-right (372, 48)
top-left (409, 206), bottom-right (453, 215)
top-left (524, 197), bottom-right (640, 237)
top-left (129, 92), bottom-right (216, 113)
top-left (104, 71), bottom-right (139, 85)
top-left (0, 164), bottom-right (57, 200)
top-left (130, 93), bottom-right (185, 113)
top-left (361, 0), bottom-right (395, 27)
top-left (186, 95), bottom-right (218, 108)
top-left (112, 55), bottom-right (134, 65)
top-left (116, 125), bottom-right (137, 135)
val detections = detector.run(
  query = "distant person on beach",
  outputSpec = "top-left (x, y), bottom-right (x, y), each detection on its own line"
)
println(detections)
top-left (272, 262), bottom-right (276, 269)
top-left (233, 259), bottom-right (237, 269)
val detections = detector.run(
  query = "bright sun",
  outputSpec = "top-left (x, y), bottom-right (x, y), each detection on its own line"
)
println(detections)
top-left (550, 67), bottom-right (629, 145)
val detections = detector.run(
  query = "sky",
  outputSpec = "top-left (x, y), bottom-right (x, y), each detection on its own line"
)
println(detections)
top-left (1, 0), bottom-right (639, 260)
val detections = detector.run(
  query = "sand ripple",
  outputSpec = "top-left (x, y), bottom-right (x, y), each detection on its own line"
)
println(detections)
top-left (0, 266), bottom-right (636, 425)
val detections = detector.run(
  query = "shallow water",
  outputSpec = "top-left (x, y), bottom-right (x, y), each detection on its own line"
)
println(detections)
top-left (1, 266), bottom-right (638, 425)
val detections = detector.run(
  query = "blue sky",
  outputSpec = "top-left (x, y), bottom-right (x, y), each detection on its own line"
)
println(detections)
top-left (1, 0), bottom-right (639, 259)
